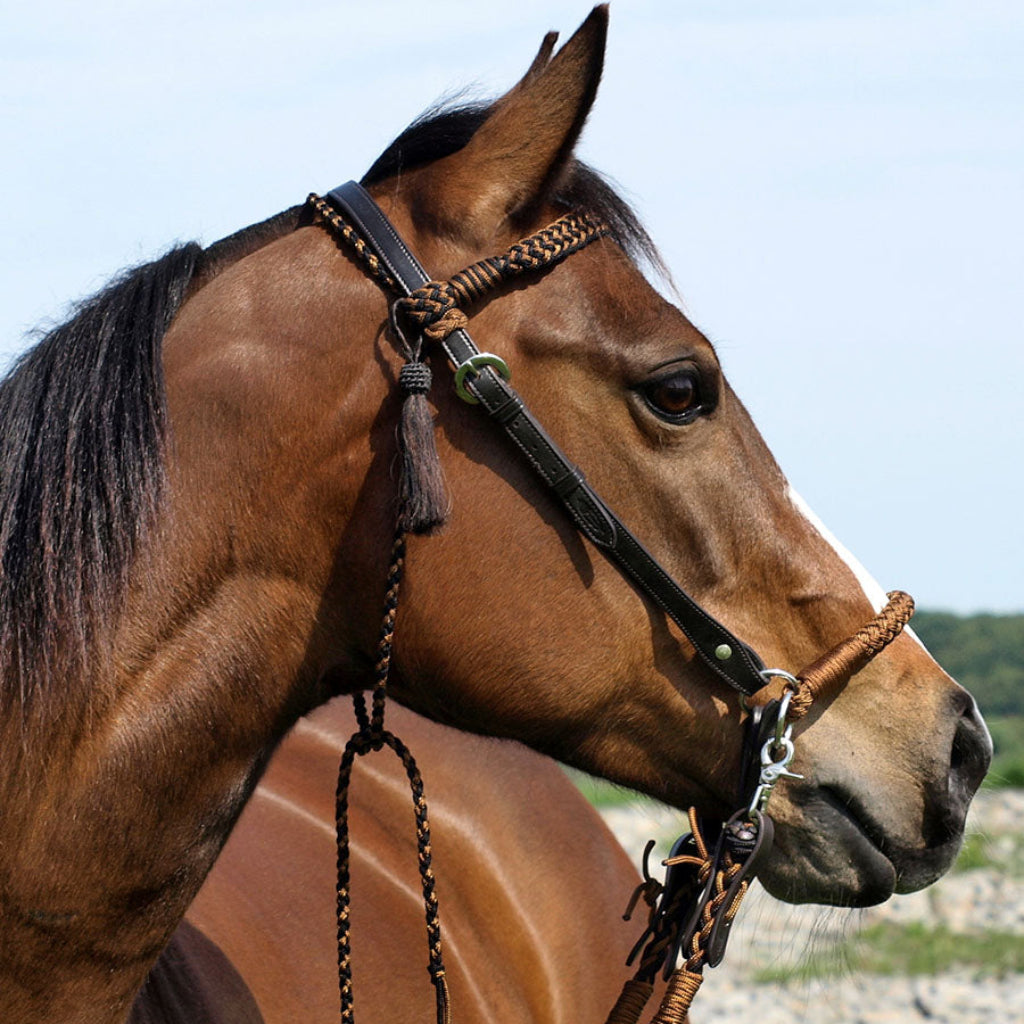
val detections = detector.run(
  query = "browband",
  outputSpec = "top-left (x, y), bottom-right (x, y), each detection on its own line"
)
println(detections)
top-left (324, 181), bottom-right (767, 697)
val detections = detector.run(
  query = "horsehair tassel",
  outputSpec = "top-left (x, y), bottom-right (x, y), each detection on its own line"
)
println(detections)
top-left (397, 357), bottom-right (449, 534)
top-left (789, 589), bottom-right (915, 718)
top-left (430, 968), bottom-right (452, 1024)
top-left (309, 193), bottom-right (606, 536)
top-left (604, 978), bottom-right (655, 1024)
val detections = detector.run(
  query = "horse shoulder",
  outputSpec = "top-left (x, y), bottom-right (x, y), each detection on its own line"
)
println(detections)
top-left (184, 700), bottom-right (641, 1024)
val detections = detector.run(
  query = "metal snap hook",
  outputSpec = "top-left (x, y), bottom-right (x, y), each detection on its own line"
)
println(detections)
top-left (757, 669), bottom-right (800, 746)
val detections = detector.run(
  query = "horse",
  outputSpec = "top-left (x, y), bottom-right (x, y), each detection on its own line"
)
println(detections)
top-left (0, 6), bottom-right (990, 1022)
top-left (166, 698), bottom-right (644, 1024)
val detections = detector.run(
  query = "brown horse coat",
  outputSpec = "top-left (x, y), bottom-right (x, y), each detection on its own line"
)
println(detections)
top-left (0, 8), bottom-right (989, 1022)
top-left (178, 700), bottom-right (644, 1023)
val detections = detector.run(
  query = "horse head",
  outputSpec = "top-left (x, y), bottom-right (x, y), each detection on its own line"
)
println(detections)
top-left (273, 8), bottom-right (988, 908)
top-left (0, 7), bottom-right (990, 1021)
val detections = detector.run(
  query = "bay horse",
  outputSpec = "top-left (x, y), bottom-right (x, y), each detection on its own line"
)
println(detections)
top-left (0, 7), bottom-right (990, 1022)
top-left (171, 699), bottom-right (643, 1024)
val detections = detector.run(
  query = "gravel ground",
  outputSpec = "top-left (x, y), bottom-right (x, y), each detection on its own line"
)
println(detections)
top-left (599, 790), bottom-right (1024, 1024)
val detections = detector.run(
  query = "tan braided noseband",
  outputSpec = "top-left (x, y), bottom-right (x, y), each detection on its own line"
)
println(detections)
top-left (787, 590), bottom-right (915, 717)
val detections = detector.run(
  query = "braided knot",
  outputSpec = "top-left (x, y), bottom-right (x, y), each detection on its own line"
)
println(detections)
top-left (399, 361), bottom-right (432, 395)
top-left (423, 307), bottom-right (468, 342)
top-left (397, 282), bottom-right (470, 343)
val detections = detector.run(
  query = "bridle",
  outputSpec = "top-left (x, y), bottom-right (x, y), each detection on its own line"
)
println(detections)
top-left (309, 181), bottom-right (915, 1024)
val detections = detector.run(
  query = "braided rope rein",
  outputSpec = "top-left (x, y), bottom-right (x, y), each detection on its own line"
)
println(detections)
top-left (309, 191), bottom-right (609, 1023)
top-left (335, 533), bottom-right (451, 1024)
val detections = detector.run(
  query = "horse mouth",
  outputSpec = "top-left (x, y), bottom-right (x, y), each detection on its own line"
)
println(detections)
top-left (765, 780), bottom-right (966, 906)
top-left (817, 785), bottom-right (897, 876)
top-left (761, 783), bottom-right (899, 906)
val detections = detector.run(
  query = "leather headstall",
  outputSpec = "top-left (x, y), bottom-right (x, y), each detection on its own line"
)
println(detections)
top-left (324, 182), bottom-right (769, 699)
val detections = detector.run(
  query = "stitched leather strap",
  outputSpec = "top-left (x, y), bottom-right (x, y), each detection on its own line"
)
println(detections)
top-left (325, 182), bottom-right (766, 696)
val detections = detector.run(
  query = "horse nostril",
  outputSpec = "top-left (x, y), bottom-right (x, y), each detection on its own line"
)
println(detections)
top-left (949, 696), bottom-right (992, 798)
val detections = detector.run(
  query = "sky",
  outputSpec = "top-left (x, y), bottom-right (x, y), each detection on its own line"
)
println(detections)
top-left (1, 1), bottom-right (1021, 613)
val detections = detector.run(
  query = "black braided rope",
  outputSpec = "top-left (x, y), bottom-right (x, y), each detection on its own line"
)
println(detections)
top-left (335, 533), bottom-right (450, 1024)
top-left (307, 192), bottom-right (398, 292)
top-left (399, 361), bottom-right (433, 395)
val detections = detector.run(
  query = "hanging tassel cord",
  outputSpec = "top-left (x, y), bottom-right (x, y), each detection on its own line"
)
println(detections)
top-left (335, 532), bottom-right (451, 1024)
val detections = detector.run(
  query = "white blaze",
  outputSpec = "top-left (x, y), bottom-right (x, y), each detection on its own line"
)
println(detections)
top-left (787, 486), bottom-right (928, 651)
top-left (786, 486), bottom-right (888, 614)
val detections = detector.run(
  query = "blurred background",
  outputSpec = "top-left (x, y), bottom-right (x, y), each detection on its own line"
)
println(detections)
top-left (3, 2), bottom-right (1021, 1020)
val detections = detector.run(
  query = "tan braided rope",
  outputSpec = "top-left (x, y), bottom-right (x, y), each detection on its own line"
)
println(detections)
top-left (787, 590), bottom-right (915, 718)
top-left (604, 979), bottom-right (656, 1024)
top-left (649, 970), bottom-right (703, 1024)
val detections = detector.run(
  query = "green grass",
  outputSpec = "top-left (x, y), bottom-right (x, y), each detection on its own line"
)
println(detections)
top-left (952, 830), bottom-right (1024, 877)
top-left (563, 767), bottom-right (642, 808)
top-left (954, 831), bottom-right (998, 872)
top-left (756, 921), bottom-right (1024, 983)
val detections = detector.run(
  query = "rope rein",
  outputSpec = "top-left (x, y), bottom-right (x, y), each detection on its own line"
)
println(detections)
top-left (311, 192), bottom-right (611, 1024)
top-left (334, 534), bottom-right (451, 1024)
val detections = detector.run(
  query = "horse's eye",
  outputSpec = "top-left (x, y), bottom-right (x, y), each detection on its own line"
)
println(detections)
top-left (640, 370), bottom-right (703, 423)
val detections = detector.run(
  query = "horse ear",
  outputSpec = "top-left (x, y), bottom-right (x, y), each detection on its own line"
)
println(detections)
top-left (417, 5), bottom-right (608, 238)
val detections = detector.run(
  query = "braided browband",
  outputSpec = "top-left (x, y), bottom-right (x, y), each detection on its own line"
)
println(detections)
top-left (399, 213), bottom-right (608, 341)
top-left (307, 192), bottom-right (608, 338)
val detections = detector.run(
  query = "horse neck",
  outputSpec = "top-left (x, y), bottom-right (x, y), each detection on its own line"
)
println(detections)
top-left (0, 225), bottom-right (392, 1023)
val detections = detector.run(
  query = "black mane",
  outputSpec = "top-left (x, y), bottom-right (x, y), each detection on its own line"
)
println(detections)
top-left (0, 207), bottom-right (306, 717)
top-left (363, 100), bottom-right (665, 275)
top-left (0, 244), bottom-right (200, 710)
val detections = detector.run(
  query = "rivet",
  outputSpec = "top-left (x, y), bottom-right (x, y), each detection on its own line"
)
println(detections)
top-left (715, 644), bottom-right (733, 661)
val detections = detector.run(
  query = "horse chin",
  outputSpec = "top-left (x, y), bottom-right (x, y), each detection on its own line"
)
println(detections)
top-left (756, 783), bottom-right (963, 908)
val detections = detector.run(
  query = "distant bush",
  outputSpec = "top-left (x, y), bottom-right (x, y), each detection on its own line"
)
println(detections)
top-left (913, 611), bottom-right (1024, 718)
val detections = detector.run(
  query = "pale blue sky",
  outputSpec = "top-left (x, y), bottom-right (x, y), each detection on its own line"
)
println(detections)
top-left (2, 1), bottom-right (1021, 612)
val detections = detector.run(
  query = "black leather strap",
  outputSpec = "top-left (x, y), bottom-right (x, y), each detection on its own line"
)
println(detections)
top-left (325, 182), bottom-right (766, 696)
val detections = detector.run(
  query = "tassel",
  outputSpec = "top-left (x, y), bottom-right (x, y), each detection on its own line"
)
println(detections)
top-left (430, 968), bottom-right (452, 1024)
top-left (397, 359), bottom-right (449, 534)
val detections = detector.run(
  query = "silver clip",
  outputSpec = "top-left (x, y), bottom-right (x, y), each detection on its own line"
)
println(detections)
top-left (748, 690), bottom-right (805, 815)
